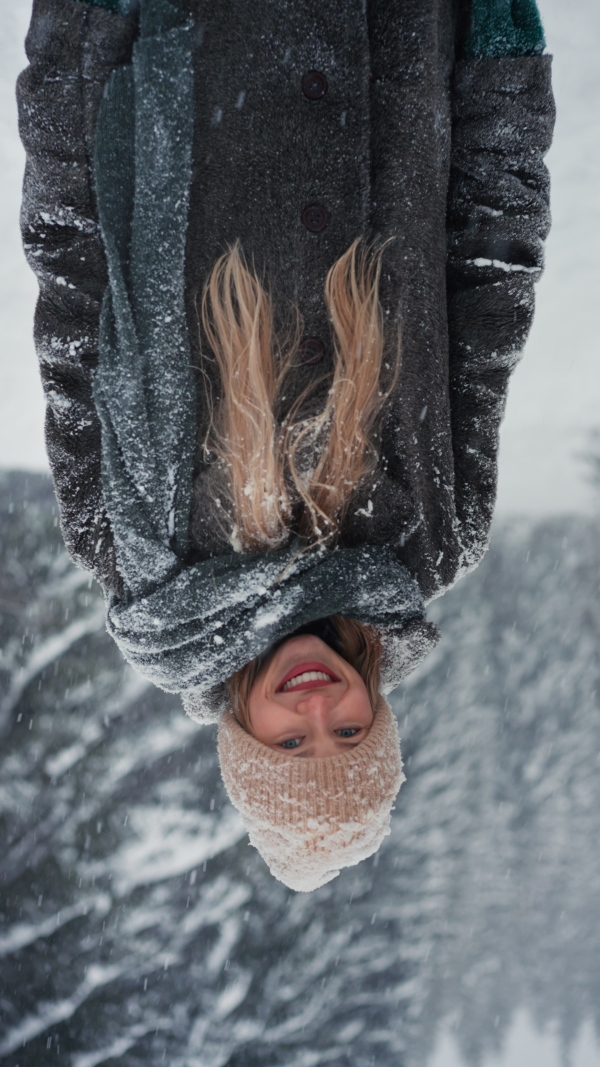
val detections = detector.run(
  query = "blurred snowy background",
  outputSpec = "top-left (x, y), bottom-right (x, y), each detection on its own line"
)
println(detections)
top-left (0, 0), bottom-right (599, 1065)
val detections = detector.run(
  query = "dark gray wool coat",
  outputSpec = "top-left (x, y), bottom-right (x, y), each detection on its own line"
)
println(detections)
top-left (17, 0), bottom-right (555, 702)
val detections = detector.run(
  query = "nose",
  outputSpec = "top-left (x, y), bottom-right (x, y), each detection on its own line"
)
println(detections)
top-left (294, 693), bottom-right (340, 757)
top-left (294, 692), bottom-right (332, 718)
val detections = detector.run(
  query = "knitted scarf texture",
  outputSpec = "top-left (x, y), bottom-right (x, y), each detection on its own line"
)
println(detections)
top-left (91, 0), bottom-right (544, 706)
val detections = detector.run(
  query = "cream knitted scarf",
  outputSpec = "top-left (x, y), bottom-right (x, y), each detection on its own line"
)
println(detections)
top-left (218, 696), bottom-right (404, 892)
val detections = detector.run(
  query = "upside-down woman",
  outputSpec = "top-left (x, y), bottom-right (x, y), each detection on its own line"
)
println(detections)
top-left (17, 0), bottom-right (554, 889)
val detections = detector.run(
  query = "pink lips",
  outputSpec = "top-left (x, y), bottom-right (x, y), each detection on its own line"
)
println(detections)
top-left (276, 661), bottom-right (340, 693)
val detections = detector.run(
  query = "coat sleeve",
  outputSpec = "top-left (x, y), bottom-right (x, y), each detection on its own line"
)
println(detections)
top-left (16, 0), bottom-right (137, 592)
top-left (446, 55), bottom-right (555, 569)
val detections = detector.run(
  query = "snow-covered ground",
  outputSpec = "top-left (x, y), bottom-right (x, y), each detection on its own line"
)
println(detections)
top-left (1, 0), bottom-right (599, 512)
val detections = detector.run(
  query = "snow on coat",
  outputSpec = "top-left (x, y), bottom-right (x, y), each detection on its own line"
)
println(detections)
top-left (16, 0), bottom-right (555, 703)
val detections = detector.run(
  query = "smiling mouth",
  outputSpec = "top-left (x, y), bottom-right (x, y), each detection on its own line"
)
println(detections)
top-left (276, 661), bottom-right (340, 693)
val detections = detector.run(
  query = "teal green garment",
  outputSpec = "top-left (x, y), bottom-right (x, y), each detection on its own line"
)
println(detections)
top-left (465, 0), bottom-right (546, 58)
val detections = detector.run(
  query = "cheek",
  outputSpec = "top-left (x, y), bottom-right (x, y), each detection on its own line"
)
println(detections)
top-left (347, 684), bottom-right (374, 727)
top-left (247, 691), bottom-right (288, 743)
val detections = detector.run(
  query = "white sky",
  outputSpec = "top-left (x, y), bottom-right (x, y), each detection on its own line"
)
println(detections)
top-left (495, 0), bottom-right (600, 515)
top-left (0, 0), bottom-right (598, 514)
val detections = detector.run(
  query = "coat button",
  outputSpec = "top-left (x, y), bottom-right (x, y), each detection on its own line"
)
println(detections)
top-left (301, 203), bottom-right (329, 233)
top-left (301, 70), bottom-right (328, 100)
top-left (298, 337), bottom-right (325, 364)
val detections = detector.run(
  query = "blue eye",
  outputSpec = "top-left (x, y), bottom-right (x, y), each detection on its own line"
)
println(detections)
top-left (337, 728), bottom-right (359, 738)
top-left (281, 738), bottom-right (302, 749)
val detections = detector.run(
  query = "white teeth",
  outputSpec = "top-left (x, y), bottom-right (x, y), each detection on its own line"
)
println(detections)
top-left (282, 670), bottom-right (332, 692)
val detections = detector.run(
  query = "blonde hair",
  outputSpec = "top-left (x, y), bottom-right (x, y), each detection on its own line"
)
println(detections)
top-left (287, 238), bottom-right (393, 539)
top-left (201, 244), bottom-right (293, 551)
top-left (201, 238), bottom-right (400, 550)
top-left (200, 239), bottom-right (398, 733)
top-left (228, 615), bottom-right (383, 732)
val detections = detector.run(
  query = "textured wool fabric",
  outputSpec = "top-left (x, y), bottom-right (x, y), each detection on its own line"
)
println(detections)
top-left (73, 0), bottom-right (546, 56)
top-left (217, 697), bottom-right (405, 892)
top-left (61, 0), bottom-right (441, 703)
top-left (92, 0), bottom-right (196, 598)
top-left (73, 0), bottom-right (133, 14)
top-left (465, 0), bottom-right (545, 59)
top-left (17, 0), bottom-right (555, 693)
top-left (107, 541), bottom-right (439, 715)
top-left (17, 0), bottom-right (138, 593)
top-left (18, 0), bottom-right (441, 705)
top-left (184, 2), bottom-right (555, 600)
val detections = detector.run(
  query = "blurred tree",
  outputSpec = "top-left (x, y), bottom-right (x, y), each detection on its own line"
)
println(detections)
top-left (1, 473), bottom-right (599, 1067)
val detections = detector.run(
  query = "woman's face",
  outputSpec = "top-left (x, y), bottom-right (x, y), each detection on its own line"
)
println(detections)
top-left (247, 634), bottom-right (374, 758)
